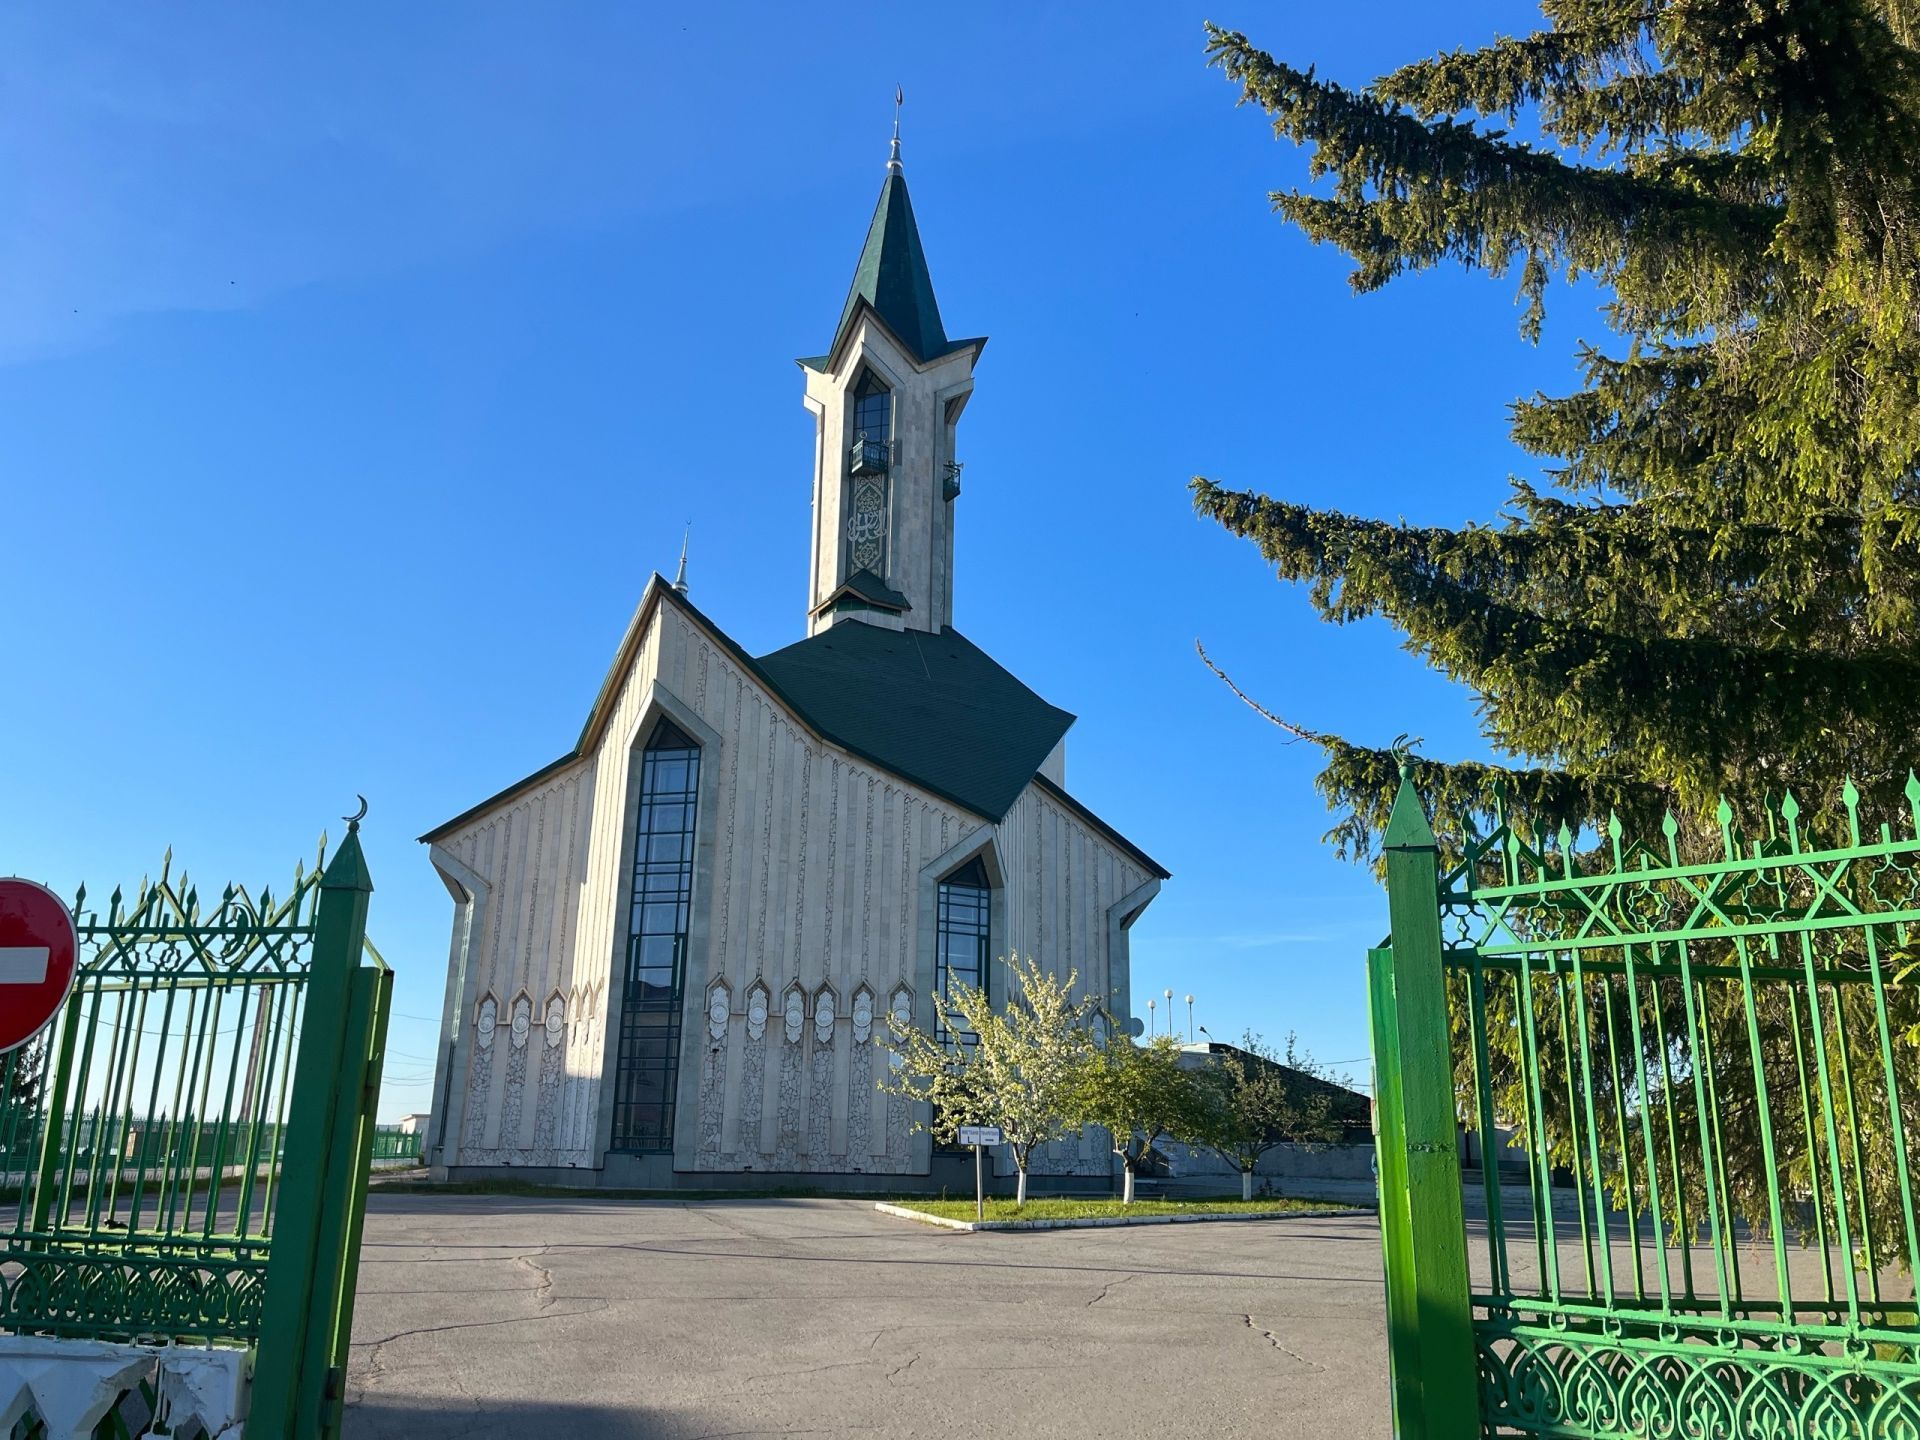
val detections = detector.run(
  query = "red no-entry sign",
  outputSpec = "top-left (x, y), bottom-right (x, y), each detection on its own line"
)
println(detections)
top-left (0, 878), bottom-right (79, 1055)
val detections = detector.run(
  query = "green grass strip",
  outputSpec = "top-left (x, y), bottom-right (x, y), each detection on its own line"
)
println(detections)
top-left (896, 1196), bottom-right (1355, 1223)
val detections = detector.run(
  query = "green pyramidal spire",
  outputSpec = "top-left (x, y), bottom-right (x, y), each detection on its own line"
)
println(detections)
top-left (829, 144), bottom-right (950, 364)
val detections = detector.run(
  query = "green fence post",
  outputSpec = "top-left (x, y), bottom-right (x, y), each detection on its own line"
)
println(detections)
top-left (321, 961), bottom-right (393, 1431)
top-left (249, 820), bottom-right (374, 1438)
top-left (1372, 768), bottom-right (1479, 1440)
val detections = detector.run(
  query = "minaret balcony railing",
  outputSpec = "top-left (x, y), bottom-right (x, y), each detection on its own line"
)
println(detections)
top-left (848, 433), bottom-right (893, 476)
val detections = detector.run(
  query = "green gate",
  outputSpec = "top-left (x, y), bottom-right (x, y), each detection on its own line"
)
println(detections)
top-left (1371, 767), bottom-right (1920, 1438)
top-left (0, 816), bottom-right (390, 1438)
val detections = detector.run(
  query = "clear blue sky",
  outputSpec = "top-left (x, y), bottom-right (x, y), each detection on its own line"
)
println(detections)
top-left (3, 2), bottom-right (1584, 1119)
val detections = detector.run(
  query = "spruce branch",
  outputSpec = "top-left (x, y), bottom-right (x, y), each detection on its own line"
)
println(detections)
top-left (1193, 639), bottom-right (1322, 745)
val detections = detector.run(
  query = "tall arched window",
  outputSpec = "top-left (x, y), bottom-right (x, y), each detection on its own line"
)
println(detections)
top-left (936, 856), bottom-right (991, 1042)
top-left (852, 370), bottom-right (892, 459)
top-left (610, 719), bottom-right (700, 1152)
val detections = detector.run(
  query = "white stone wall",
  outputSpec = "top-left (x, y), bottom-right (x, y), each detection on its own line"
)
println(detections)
top-left (430, 762), bottom-right (595, 1168)
top-left (990, 784), bottom-right (1152, 1178)
top-left (669, 605), bottom-right (970, 1174)
top-left (428, 594), bottom-right (1154, 1181)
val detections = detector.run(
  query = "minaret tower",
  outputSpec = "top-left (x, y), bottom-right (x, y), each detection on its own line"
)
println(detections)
top-left (799, 98), bottom-right (985, 636)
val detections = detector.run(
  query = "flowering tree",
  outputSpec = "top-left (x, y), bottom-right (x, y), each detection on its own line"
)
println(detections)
top-left (1072, 1031), bottom-right (1207, 1204)
top-left (1194, 1031), bottom-right (1343, 1201)
top-left (882, 952), bottom-right (1095, 1205)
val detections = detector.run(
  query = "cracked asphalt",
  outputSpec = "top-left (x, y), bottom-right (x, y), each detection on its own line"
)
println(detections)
top-left (344, 1194), bottom-right (1388, 1438)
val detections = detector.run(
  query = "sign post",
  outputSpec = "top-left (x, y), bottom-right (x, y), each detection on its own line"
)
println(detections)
top-left (0, 878), bottom-right (80, 1055)
top-left (956, 1125), bottom-right (1004, 1222)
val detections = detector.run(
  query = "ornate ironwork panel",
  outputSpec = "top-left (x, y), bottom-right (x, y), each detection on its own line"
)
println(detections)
top-left (1, 842), bottom-right (331, 1347)
top-left (1381, 774), bottom-right (1920, 1437)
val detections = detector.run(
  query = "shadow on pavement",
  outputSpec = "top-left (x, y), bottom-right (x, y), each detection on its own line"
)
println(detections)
top-left (345, 1393), bottom-right (763, 1439)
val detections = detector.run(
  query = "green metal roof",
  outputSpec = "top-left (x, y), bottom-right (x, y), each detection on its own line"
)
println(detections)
top-left (830, 171), bottom-right (952, 365)
top-left (424, 579), bottom-right (1167, 878)
top-left (817, 568), bottom-right (911, 614)
top-left (756, 622), bottom-right (1072, 823)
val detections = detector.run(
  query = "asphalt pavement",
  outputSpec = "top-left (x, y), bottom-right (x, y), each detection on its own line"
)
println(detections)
top-left (343, 1194), bottom-right (1391, 1439)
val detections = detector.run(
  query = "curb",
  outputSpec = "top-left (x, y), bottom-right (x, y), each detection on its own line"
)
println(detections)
top-left (872, 1202), bottom-right (1363, 1232)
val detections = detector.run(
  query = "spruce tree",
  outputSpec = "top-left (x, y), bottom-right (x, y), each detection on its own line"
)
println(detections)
top-left (1197, 4), bottom-right (1920, 1268)
top-left (1197, 2), bottom-right (1920, 856)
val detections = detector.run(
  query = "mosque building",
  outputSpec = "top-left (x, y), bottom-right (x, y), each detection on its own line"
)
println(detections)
top-left (419, 131), bottom-right (1165, 1189)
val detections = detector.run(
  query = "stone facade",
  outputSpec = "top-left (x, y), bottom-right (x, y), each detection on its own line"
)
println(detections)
top-left (423, 596), bottom-right (1159, 1185)
top-left (419, 145), bottom-right (1163, 1191)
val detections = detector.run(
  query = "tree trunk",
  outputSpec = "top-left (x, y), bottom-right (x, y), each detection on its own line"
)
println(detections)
top-left (1016, 1166), bottom-right (1028, 1206)
top-left (1242, 1168), bottom-right (1254, 1202)
top-left (1122, 1166), bottom-right (1136, 1205)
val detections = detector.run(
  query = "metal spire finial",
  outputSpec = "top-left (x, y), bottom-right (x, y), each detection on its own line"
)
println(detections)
top-left (673, 523), bottom-right (690, 596)
top-left (888, 85), bottom-right (903, 174)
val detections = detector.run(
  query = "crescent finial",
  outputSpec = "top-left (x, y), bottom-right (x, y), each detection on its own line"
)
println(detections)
top-left (344, 794), bottom-right (369, 828)
top-left (1389, 734), bottom-right (1419, 780)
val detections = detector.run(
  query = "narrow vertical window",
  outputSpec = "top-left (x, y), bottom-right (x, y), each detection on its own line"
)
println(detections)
top-left (611, 719), bottom-right (700, 1151)
top-left (935, 856), bottom-right (991, 1043)
top-left (852, 370), bottom-right (892, 460)
top-left (847, 371), bottom-right (892, 575)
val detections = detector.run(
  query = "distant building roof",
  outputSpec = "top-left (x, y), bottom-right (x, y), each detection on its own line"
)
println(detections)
top-left (1178, 1041), bottom-right (1373, 1141)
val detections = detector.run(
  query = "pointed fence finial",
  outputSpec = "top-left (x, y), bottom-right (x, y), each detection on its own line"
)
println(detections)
top-left (673, 523), bottom-right (691, 596)
top-left (1382, 736), bottom-right (1435, 852)
top-left (889, 85), bottom-right (904, 174)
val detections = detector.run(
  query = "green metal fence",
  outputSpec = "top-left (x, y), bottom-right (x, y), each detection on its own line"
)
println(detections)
top-left (1372, 768), bottom-right (1920, 1439)
top-left (368, 1124), bottom-right (421, 1165)
top-left (0, 818), bottom-right (391, 1439)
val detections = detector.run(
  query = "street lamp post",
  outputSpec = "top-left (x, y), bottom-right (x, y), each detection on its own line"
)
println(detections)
top-left (1163, 988), bottom-right (1174, 1037)
top-left (1185, 995), bottom-right (1194, 1043)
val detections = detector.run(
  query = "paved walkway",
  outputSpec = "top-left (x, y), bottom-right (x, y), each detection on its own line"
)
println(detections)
top-left (344, 1194), bottom-right (1390, 1439)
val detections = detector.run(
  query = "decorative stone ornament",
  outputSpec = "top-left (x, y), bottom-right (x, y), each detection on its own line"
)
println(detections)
top-left (745, 983), bottom-right (769, 1040)
top-left (783, 986), bottom-right (805, 1045)
top-left (851, 986), bottom-right (875, 1045)
top-left (706, 980), bottom-right (731, 1042)
top-left (509, 993), bottom-right (533, 1050)
top-left (543, 993), bottom-right (566, 1048)
top-left (889, 985), bottom-right (912, 1032)
top-left (813, 985), bottom-right (837, 1046)
top-left (849, 478), bottom-right (886, 572)
top-left (476, 994), bottom-right (498, 1050)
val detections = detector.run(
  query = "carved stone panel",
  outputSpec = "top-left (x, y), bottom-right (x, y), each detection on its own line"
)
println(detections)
top-left (706, 979), bottom-right (732, 1042)
top-left (745, 982), bottom-right (769, 1041)
top-left (851, 985), bottom-right (874, 1045)
top-left (813, 984), bottom-right (837, 1047)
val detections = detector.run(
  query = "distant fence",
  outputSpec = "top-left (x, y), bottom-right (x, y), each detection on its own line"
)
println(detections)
top-left (369, 1123), bottom-right (422, 1165)
top-left (1, 1114), bottom-right (421, 1181)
